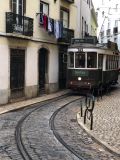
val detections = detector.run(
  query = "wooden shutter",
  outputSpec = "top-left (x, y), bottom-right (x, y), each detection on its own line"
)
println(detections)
top-left (23, 0), bottom-right (26, 14)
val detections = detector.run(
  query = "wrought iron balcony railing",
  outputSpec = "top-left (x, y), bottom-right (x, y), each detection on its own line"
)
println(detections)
top-left (58, 28), bottom-right (74, 43)
top-left (6, 12), bottom-right (33, 36)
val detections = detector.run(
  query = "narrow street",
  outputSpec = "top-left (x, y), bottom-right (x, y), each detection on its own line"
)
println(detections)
top-left (0, 85), bottom-right (119, 159)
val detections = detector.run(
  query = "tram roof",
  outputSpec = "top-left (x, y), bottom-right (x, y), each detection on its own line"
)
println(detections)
top-left (69, 38), bottom-right (119, 53)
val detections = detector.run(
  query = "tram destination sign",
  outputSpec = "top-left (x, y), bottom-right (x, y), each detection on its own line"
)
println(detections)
top-left (71, 36), bottom-right (98, 45)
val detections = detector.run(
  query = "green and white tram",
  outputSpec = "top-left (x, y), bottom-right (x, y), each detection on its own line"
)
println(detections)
top-left (67, 37), bottom-right (119, 93)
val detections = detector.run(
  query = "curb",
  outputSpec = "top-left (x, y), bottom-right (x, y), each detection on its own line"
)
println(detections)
top-left (0, 90), bottom-right (70, 115)
top-left (77, 112), bottom-right (120, 158)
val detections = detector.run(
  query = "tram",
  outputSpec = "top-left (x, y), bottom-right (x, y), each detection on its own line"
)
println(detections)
top-left (67, 37), bottom-right (119, 93)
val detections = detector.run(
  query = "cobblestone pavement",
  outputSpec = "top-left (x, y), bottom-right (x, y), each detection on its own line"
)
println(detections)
top-left (21, 96), bottom-right (119, 159)
top-left (0, 84), bottom-right (120, 159)
top-left (77, 76), bottom-right (120, 157)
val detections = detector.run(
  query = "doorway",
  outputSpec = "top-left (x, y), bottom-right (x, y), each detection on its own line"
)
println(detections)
top-left (38, 48), bottom-right (48, 94)
top-left (59, 45), bottom-right (68, 89)
top-left (10, 49), bottom-right (25, 98)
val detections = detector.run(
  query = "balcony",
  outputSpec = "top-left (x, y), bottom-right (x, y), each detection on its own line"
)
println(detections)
top-left (6, 12), bottom-right (33, 37)
top-left (58, 28), bottom-right (74, 43)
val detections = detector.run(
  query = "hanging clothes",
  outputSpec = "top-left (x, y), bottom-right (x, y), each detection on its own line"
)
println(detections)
top-left (48, 17), bottom-right (54, 33)
top-left (59, 21), bottom-right (63, 38)
top-left (54, 20), bottom-right (60, 39)
top-left (43, 15), bottom-right (48, 30)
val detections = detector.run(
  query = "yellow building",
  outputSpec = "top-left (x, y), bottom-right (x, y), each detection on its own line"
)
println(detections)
top-left (0, 0), bottom-right (77, 104)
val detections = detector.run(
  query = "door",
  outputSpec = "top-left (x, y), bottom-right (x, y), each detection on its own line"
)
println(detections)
top-left (39, 48), bottom-right (48, 92)
top-left (10, 49), bottom-right (25, 94)
top-left (12, 0), bottom-right (23, 25)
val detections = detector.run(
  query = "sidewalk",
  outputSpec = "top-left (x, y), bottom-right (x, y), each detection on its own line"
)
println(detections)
top-left (77, 82), bottom-right (120, 156)
top-left (0, 90), bottom-right (70, 115)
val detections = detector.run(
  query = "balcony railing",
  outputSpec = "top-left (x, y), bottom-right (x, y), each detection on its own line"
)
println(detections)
top-left (58, 28), bottom-right (74, 43)
top-left (6, 12), bottom-right (33, 36)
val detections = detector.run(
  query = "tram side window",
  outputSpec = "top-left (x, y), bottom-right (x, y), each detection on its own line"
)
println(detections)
top-left (68, 52), bottom-right (74, 68)
top-left (75, 52), bottom-right (85, 68)
top-left (87, 52), bottom-right (97, 68)
top-left (98, 54), bottom-right (103, 69)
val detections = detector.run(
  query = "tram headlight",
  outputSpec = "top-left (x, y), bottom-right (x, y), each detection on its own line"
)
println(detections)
top-left (78, 77), bottom-right (82, 81)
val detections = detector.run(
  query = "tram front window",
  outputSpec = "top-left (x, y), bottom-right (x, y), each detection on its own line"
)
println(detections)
top-left (68, 52), bottom-right (74, 67)
top-left (75, 52), bottom-right (85, 68)
top-left (87, 52), bottom-right (97, 68)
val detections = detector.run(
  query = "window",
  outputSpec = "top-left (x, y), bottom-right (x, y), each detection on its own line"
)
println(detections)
top-left (115, 20), bottom-right (118, 27)
top-left (98, 54), bottom-right (103, 69)
top-left (113, 27), bottom-right (118, 35)
top-left (40, 1), bottom-right (49, 15)
top-left (108, 21), bottom-right (110, 29)
top-left (116, 4), bottom-right (118, 12)
top-left (60, 8), bottom-right (69, 28)
top-left (75, 52), bottom-right (85, 68)
top-left (82, 17), bottom-right (84, 38)
top-left (11, 0), bottom-right (24, 25)
top-left (106, 29), bottom-right (111, 37)
top-left (102, 11), bottom-right (104, 17)
top-left (68, 52), bottom-right (74, 68)
top-left (87, 52), bottom-right (97, 68)
top-left (12, 0), bottom-right (23, 15)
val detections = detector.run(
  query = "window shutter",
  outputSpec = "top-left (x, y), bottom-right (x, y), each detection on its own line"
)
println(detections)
top-left (10, 0), bottom-right (12, 11)
top-left (23, 0), bottom-right (26, 14)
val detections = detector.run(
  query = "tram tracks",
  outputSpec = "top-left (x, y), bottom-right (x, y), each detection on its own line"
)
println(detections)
top-left (15, 94), bottom-right (81, 160)
top-left (49, 98), bottom-right (85, 160)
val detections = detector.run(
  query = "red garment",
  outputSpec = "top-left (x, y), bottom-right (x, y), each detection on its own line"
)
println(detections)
top-left (43, 15), bottom-right (48, 30)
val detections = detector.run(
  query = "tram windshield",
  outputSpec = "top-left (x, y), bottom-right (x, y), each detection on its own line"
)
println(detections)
top-left (87, 52), bottom-right (97, 68)
top-left (75, 52), bottom-right (85, 68)
top-left (68, 51), bottom-right (97, 68)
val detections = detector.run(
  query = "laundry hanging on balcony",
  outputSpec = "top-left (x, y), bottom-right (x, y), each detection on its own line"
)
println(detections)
top-left (43, 15), bottom-right (48, 30)
top-left (39, 13), bottom-right (63, 39)
top-left (54, 20), bottom-right (63, 39)
top-left (48, 17), bottom-right (54, 34)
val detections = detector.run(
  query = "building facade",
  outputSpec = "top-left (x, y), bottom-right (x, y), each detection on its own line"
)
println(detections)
top-left (96, 0), bottom-right (120, 50)
top-left (76, 0), bottom-right (97, 38)
top-left (0, 0), bottom-right (77, 104)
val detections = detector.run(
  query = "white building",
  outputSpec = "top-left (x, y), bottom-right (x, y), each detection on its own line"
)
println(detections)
top-left (76, 0), bottom-right (97, 38)
top-left (96, 0), bottom-right (120, 50)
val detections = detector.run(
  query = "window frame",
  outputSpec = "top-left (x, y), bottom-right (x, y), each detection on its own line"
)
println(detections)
top-left (12, 0), bottom-right (23, 15)
top-left (60, 7), bottom-right (69, 29)
top-left (40, 0), bottom-right (49, 15)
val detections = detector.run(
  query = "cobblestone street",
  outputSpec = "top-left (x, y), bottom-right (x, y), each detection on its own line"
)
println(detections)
top-left (0, 78), bottom-right (120, 159)
top-left (77, 75), bottom-right (120, 157)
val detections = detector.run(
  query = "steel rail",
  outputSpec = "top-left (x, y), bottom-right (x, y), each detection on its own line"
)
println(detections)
top-left (49, 97), bottom-right (86, 160)
top-left (15, 93), bottom-right (75, 160)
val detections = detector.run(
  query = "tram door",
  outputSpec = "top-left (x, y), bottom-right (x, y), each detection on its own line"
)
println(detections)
top-left (10, 49), bottom-right (25, 98)
top-left (38, 48), bottom-right (48, 93)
